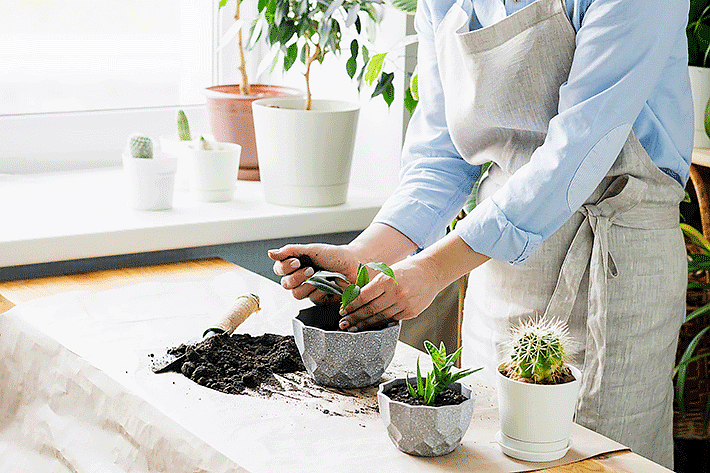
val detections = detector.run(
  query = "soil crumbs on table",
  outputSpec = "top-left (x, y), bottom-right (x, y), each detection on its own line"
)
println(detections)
top-left (163, 332), bottom-right (305, 396)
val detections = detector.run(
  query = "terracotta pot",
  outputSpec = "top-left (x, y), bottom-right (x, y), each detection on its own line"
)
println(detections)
top-left (205, 84), bottom-right (303, 181)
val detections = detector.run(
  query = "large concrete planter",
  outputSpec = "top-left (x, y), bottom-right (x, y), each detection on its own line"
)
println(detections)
top-left (292, 305), bottom-right (399, 388)
top-left (252, 97), bottom-right (359, 207)
top-left (377, 378), bottom-right (476, 456)
top-left (205, 84), bottom-right (303, 181)
top-left (496, 364), bottom-right (581, 462)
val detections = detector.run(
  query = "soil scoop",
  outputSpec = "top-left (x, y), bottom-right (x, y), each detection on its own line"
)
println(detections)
top-left (151, 293), bottom-right (261, 374)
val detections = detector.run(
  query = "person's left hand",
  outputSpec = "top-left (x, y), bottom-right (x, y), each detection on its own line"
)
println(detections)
top-left (337, 255), bottom-right (443, 332)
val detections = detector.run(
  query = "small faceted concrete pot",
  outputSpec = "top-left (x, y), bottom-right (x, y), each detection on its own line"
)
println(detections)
top-left (377, 378), bottom-right (476, 456)
top-left (292, 305), bottom-right (400, 389)
top-left (496, 364), bottom-right (581, 462)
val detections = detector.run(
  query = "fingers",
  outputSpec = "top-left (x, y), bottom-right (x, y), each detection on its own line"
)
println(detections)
top-left (339, 301), bottom-right (404, 332)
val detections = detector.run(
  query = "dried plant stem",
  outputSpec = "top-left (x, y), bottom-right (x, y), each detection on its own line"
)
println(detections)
top-left (234, 0), bottom-right (250, 96)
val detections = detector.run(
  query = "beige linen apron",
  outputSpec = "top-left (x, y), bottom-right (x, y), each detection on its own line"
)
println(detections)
top-left (435, 0), bottom-right (686, 467)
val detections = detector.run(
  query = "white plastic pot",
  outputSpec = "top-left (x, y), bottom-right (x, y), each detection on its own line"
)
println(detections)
top-left (187, 142), bottom-right (241, 202)
top-left (122, 153), bottom-right (178, 211)
top-left (689, 65), bottom-right (710, 148)
top-left (496, 364), bottom-right (581, 462)
top-left (252, 97), bottom-right (359, 207)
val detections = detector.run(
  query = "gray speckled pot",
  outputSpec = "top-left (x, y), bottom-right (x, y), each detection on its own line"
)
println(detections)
top-left (292, 305), bottom-right (400, 389)
top-left (377, 378), bottom-right (476, 457)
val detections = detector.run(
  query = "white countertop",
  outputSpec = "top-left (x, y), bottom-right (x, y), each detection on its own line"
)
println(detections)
top-left (0, 168), bottom-right (386, 268)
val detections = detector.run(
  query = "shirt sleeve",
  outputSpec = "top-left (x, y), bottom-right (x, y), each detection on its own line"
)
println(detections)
top-left (453, 0), bottom-right (689, 263)
top-left (373, 0), bottom-right (481, 249)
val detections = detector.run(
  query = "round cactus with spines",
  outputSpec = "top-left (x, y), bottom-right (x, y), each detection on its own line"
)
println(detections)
top-left (128, 134), bottom-right (154, 159)
top-left (502, 317), bottom-right (574, 384)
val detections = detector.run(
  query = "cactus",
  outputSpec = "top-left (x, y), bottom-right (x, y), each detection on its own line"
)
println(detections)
top-left (177, 110), bottom-right (192, 141)
top-left (128, 134), bottom-right (153, 159)
top-left (501, 317), bottom-right (574, 384)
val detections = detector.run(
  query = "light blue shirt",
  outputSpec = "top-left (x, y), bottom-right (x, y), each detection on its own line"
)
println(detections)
top-left (374, 0), bottom-right (693, 264)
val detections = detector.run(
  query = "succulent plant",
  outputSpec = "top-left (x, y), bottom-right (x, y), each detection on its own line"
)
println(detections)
top-left (128, 134), bottom-right (154, 159)
top-left (501, 317), bottom-right (574, 384)
top-left (177, 110), bottom-right (192, 141)
top-left (406, 341), bottom-right (482, 405)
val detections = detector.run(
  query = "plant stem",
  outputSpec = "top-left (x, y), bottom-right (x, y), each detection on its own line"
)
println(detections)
top-left (304, 42), bottom-right (321, 111)
top-left (235, 0), bottom-right (250, 96)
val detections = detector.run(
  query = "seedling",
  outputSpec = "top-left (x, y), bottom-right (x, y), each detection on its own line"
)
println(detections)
top-left (305, 262), bottom-right (396, 311)
top-left (177, 110), bottom-right (192, 141)
top-left (406, 341), bottom-right (482, 405)
top-left (128, 134), bottom-right (153, 159)
top-left (500, 317), bottom-right (574, 384)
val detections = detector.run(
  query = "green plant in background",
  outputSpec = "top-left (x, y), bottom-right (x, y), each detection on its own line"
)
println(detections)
top-left (677, 223), bottom-right (710, 425)
top-left (128, 134), bottom-right (153, 159)
top-left (689, 0), bottom-right (710, 67)
top-left (177, 110), bottom-right (192, 141)
top-left (500, 317), bottom-right (574, 384)
top-left (259, 0), bottom-right (385, 110)
top-left (305, 262), bottom-right (397, 311)
top-left (406, 340), bottom-right (482, 405)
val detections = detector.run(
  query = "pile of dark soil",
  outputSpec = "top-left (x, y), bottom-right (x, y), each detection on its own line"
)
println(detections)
top-left (161, 332), bottom-right (305, 395)
top-left (384, 383), bottom-right (468, 407)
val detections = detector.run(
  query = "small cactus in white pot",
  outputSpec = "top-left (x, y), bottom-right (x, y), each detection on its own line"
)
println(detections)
top-left (123, 134), bottom-right (178, 210)
top-left (496, 317), bottom-right (581, 462)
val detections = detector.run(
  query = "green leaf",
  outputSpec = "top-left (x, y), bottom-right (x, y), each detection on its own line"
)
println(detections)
top-left (424, 340), bottom-right (446, 369)
top-left (382, 82), bottom-right (394, 107)
top-left (355, 15), bottom-right (361, 35)
top-left (350, 39), bottom-right (358, 59)
top-left (424, 373), bottom-right (436, 404)
top-left (219, 0), bottom-right (229, 9)
top-left (346, 56), bottom-right (357, 79)
top-left (364, 53), bottom-right (387, 85)
top-left (406, 377), bottom-right (417, 398)
top-left (409, 72), bottom-right (418, 101)
top-left (390, 0), bottom-right (418, 13)
top-left (404, 88), bottom-right (418, 115)
top-left (371, 71), bottom-right (394, 99)
top-left (284, 42), bottom-right (298, 71)
top-left (341, 284), bottom-right (361, 310)
top-left (365, 262), bottom-right (397, 283)
top-left (449, 367), bottom-right (483, 384)
top-left (416, 357), bottom-right (424, 396)
top-left (258, 0), bottom-right (268, 12)
top-left (304, 276), bottom-right (343, 296)
top-left (356, 263), bottom-right (369, 288)
top-left (361, 45), bottom-right (369, 65)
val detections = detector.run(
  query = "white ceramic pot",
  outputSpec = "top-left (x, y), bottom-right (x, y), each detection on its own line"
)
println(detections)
top-left (122, 153), bottom-right (178, 211)
top-left (251, 97), bottom-right (359, 207)
top-left (159, 136), bottom-right (192, 191)
top-left (689, 65), bottom-right (710, 148)
top-left (187, 142), bottom-right (241, 202)
top-left (496, 364), bottom-right (581, 462)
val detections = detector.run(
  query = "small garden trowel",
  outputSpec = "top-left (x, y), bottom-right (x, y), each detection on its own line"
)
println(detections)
top-left (150, 293), bottom-right (260, 374)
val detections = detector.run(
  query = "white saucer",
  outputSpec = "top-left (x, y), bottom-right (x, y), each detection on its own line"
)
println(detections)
top-left (495, 431), bottom-right (572, 462)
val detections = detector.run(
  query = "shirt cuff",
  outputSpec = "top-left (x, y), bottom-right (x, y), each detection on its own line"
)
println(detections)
top-left (373, 195), bottom-right (451, 249)
top-left (453, 197), bottom-right (542, 264)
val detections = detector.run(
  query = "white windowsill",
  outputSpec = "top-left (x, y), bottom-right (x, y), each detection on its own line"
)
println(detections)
top-left (0, 168), bottom-right (387, 268)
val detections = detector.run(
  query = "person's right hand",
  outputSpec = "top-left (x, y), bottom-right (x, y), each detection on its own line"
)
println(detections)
top-left (267, 244), bottom-right (361, 304)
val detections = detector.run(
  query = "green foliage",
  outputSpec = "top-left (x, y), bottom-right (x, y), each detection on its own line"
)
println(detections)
top-left (676, 224), bottom-right (710, 425)
top-left (501, 317), bottom-right (573, 384)
top-left (405, 341), bottom-right (482, 405)
top-left (689, 0), bottom-right (710, 67)
top-left (177, 110), bottom-right (192, 141)
top-left (305, 261), bottom-right (397, 311)
top-left (128, 134), bottom-right (153, 159)
top-left (259, 0), bottom-right (384, 106)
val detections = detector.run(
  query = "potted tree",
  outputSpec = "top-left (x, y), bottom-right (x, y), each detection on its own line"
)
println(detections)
top-left (251, 0), bottom-right (385, 207)
top-left (206, 0), bottom-right (302, 181)
top-left (377, 341), bottom-right (482, 456)
top-left (292, 262), bottom-right (400, 388)
top-left (495, 317), bottom-right (581, 462)
top-left (688, 0), bottom-right (710, 148)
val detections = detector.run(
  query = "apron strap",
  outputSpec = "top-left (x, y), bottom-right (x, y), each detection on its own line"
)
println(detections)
top-left (540, 174), bottom-right (680, 429)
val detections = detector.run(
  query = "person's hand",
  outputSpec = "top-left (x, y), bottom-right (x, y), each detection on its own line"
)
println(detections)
top-left (338, 255), bottom-right (443, 332)
top-left (268, 244), bottom-right (360, 304)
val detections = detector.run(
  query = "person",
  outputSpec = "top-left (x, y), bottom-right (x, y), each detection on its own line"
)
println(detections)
top-left (269, 0), bottom-right (692, 468)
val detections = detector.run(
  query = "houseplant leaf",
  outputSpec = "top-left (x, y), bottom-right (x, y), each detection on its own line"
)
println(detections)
top-left (341, 284), bottom-right (361, 309)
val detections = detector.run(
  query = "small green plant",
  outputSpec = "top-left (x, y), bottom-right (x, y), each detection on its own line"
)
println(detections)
top-left (305, 262), bottom-right (396, 311)
top-left (406, 341), bottom-right (482, 405)
top-left (500, 317), bottom-right (574, 384)
top-left (677, 223), bottom-right (710, 426)
top-left (689, 0), bottom-right (710, 67)
top-left (177, 110), bottom-right (192, 141)
top-left (128, 134), bottom-right (153, 159)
